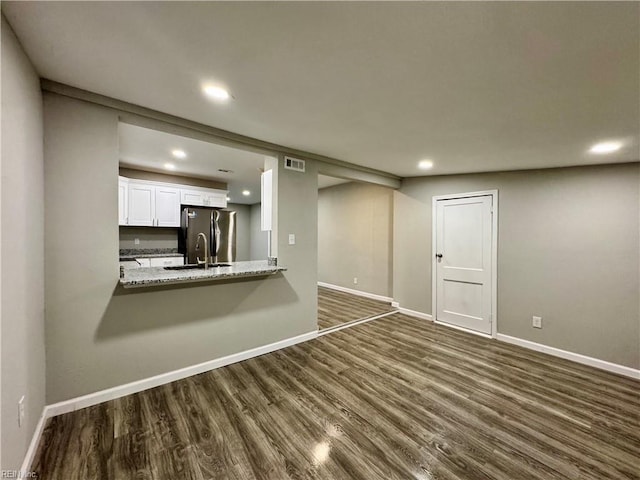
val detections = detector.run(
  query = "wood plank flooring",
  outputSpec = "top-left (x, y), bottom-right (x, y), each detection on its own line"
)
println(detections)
top-left (32, 313), bottom-right (640, 480)
top-left (317, 286), bottom-right (395, 330)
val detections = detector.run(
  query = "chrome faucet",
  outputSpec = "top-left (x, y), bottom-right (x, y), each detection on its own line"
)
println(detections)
top-left (195, 232), bottom-right (209, 269)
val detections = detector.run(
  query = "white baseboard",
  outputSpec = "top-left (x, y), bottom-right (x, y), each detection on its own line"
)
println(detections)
top-left (21, 329), bottom-right (318, 471)
top-left (19, 408), bottom-right (48, 476)
top-left (318, 282), bottom-right (393, 303)
top-left (397, 307), bottom-right (433, 321)
top-left (391, 301), bottom-right (400, 308)
top-left (44, 330), bottom-right (318, 418)
top-left (497, 334), bottom-right (640, 380)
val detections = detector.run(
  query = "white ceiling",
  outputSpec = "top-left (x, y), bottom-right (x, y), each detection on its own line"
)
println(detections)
top-left (3, 2), bottom-right (639, 177)
top-left (119, 123), bottom-right (266, 205)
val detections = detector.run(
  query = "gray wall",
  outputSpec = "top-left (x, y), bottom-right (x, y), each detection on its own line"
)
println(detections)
top-left (44, 93), bottom-right (318, 403)
top-left (230, 203), bottom-right (251, 261)
top-left (250, 204), bottom-right (269, 260)
top-left (394, 163), bottom-right (640, 368)
top-left (1, 17), bottom-right (46, 471)
top-left (318, 182), bottom-right (393, 297)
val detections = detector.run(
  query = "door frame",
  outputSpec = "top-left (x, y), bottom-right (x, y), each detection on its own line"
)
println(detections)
top-left (431, 190), bottom-right (498, 338)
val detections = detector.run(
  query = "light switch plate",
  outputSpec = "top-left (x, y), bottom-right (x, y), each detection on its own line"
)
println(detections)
top-left (288, 234), bottom-right (296, 245)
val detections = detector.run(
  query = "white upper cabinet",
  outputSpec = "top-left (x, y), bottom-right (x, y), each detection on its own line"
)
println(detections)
top-left (181, 188), bottom-right (227, 208)
top-left (261, 169), bottom-right (273, 231)
top-left (128, 182), bottom-right (155, 226)
top-left (118, 177), bottom-right (129, 225)
top-left (155, 186), bottom-right (181, 227)
top-left (180, 189), bottom-right (206, 207)
top-left (120, 176), bottom-right (227, 227)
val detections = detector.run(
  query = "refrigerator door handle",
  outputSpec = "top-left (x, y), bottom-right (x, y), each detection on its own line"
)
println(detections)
top-left (214, 221), bottom-right (221, 259)
top-left (211, 211), bottom-right (220, 261)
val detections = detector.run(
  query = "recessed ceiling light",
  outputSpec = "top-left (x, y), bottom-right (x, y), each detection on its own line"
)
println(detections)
top-left (242, 190), bottom-right (251, 196)
top-left (203, 85), bottom-right (230, 101)
top-left (164, 163), bottom-right (176, 171)
top-left (589, 141), bottom-right (623, 154)
top-left (418, 159), bottom-right (434, 170)
top-left (172, 149), bottom-right (186, 159)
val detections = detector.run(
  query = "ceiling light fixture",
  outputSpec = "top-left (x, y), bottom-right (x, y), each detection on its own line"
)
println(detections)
top-left (589, 141), bottom-right (623, 154)
top-left (203, 85), bottom-right (231, 101)
top-left (242, 190), bottom-right (251, 196)
top-left (418, 159), bottom-right (434, 170)
top-left (172, 149), bottom-right (187, 159)
top-left (164, 163), bottom-right (176, 171)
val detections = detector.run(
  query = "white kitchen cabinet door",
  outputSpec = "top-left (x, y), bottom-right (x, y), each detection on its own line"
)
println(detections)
top-left (261, 169), bottom-right (273, 231)
top-left (181, 189), bottom-right (206, 206)
top-left (181, 188), bottom-right (227, 207)
top-left (118, 177), bottom-right (129, 225)
top-left (206, 192), bottom-right (227, 208)
top-left (128, 182), bottom-right (155, 226)
top-left (149, 256), bottom-right (184, 267)
top-left (155, 186), bottom-right (181, 227)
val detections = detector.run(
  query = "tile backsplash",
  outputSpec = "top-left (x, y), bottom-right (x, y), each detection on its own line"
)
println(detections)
top-left (119, 227), bottom-right (179, 251)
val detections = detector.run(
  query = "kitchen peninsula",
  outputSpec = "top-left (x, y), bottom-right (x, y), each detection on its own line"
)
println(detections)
top-left (120, 260), bottom-right (286, 288)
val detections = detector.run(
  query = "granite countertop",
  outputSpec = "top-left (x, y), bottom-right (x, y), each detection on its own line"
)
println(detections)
top-left (119, 260), bottom-right (286, 288)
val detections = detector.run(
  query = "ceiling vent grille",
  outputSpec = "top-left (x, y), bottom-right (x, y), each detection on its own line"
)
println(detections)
top-left (284, 156), bottom-right (306, 173)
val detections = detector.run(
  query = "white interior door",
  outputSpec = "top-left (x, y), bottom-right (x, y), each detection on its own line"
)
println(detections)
top-left (435, 195), bottom-right (493, 335)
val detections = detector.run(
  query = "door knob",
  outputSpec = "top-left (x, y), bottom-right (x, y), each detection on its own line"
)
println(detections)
top-left (435, 253), bottom-right (443, 259)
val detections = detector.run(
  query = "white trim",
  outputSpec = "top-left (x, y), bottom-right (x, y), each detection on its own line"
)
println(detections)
top-left (19, 409), bottom-right (48, 476)
top-left (431, 189), bottom-right (499, 338)
top-left (398, 307), bottom-right (433, 321)
top-left (391, 301), bottom-right (400, 308)
top-left (317, 310), bottom-right (398, 336)
top-left (435, 320), bottom-right (493, 339)
top-left (44, 330), bottom-right (317, 418)
top-left (317, 282), bottom-right (393, 303)
top-left (497, 334), bottom-right (640, 380)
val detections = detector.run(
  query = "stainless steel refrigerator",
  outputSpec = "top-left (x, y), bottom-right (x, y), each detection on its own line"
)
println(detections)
top-left (180, 207), bottom-right (236, 264)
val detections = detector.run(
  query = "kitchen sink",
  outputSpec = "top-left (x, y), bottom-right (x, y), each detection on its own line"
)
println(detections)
top-left (164, 263), bottom-right (231, 270)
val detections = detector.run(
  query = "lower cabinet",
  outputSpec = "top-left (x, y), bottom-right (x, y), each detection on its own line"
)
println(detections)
top-left (149, 257), bottom-right (184, 267)
top-left (133, 257), bottom-right (185, 267)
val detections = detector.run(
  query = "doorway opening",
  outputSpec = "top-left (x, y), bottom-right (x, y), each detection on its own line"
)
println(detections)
top-left (316, 174), bottom-right (397, 333)
top-left (117, 121), bottom-right (276, 269)
top-left (432, 190), bottom-right (498, 337)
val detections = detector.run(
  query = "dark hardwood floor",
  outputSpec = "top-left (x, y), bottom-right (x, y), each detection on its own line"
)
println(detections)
top-left (317, 286), bottom-right (395, 330)
top-left (32, 313), bottom-right (640, 480)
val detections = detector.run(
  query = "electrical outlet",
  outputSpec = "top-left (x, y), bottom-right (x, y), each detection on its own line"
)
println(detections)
top-left (288, 234), bottom-right (296, 245)
top-left (532, 316), bottom-right (542, 329)
top-left (134, 238), bottom-right (140, 245)
top-left (353, 277), bottom-right (358, 285)
top-left (18, 396), bottom-right (25, 428)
